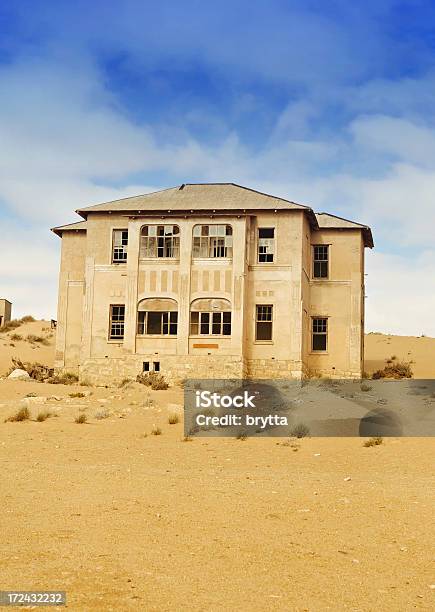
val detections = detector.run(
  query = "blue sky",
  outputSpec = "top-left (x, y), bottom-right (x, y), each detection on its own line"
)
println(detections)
top-left (0, 1), bottom-right (434, 334)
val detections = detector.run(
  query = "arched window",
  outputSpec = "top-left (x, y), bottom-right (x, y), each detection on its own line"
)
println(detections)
top-left (140, 225), bottom-right (180, 258)
top-left (190, 298), bottom-right (231, 336)
top-left (192, 225), bottom-right (232, 258)
top-left (137, 298), bottom-right (178, 335)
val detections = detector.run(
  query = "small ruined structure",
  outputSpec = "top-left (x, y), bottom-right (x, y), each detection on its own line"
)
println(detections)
top-left (0, 298), bottom-right (12, 327)
top-left (52, 183), bottom-right (373, 384)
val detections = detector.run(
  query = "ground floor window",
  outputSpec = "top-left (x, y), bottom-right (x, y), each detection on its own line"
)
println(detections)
top-left (312, 317), bottom-right (328, 351)
top-left (190, 311), bottom-right (231, 335)
top-left (137, 311), bottom-right (178, 335)
top-left (255, 305), bottom-right (273, 340)
top-left (109, 305), bottom-right (125, 340)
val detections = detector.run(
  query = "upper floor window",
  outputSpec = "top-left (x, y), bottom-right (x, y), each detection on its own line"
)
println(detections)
top-left (313, 245), bottom-right (329, 278)
top-left (190, 298), bottom-right (231, 336)
top-left (255, 305), bottom-right (273, 341)
top-left (312, 317), bottom-right (328, 351)
top-left (109, 305), bottom-right (125, 340)
top-left (258, 228), bottom-right (275, 263)
top-left (112, 230), bottom-right (128, 263)
top-left (140, 225), bottom-right (180, 258)
top-left (137, 298), bottom-right (178, 335)
top-left (192, 225), bottom-right (232, 258)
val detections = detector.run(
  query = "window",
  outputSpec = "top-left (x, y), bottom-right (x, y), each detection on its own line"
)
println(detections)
top-left (192, 225), bottom-right (232, 258)
top-left (258, 228), bottom-right (275, 263)
top-left (313, 245), bottom-right (329, 278)
top-left (109, 305), bottom-right (125, 340)
top-left (190, 298), bottom-right (232, 335)
top-left (153, 361), bottom-right (160, 372)
top-left (255, 305), bottom-right (273, 341)
top-left (112, 230), bottom-right (128, 263)
top-left (312, 317), bottom-right (328, 351)
top-left (143, 361), bottom-right (150, 372)
top-left (140, 225), bottom-right (180, 258)
top-left (137, 298), bottom-right (178, 335)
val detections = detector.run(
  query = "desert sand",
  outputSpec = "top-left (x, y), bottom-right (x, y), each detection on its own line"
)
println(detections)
top-left (0, 322), bottom-right (434, 610)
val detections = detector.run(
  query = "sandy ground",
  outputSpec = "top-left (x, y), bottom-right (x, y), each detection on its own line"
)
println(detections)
top-left (0, 320), bottom-right (55, 374)
top-left (365, 332), bottom-right (435, 379)
top-left (0, 324), bottom-right (434, 610)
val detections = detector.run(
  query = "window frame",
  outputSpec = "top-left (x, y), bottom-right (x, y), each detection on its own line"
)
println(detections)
top-left (257, 227), bottom-right (275, 263)
top-left (140, 224), bottom-right (180, 259)
top-left (255, 304), bottom-right (273, 342)
top-left (112, 229), bottom-right (128, 264)
top-left (311, 317), bottom-right (328, 352)
top-left (190, 310), bottom-right (232, 336)
top-left (109, 304), bottom-right (125, 340)
top-left (312, 244), bottom-right (329, 279)
top-left (137, 310), bottom-right (178, 336)
top-left (192, 224), bottom-right (233, 259)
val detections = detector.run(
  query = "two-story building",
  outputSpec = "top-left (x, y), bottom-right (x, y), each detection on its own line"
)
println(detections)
top-left (52, 183), bottom-right (373, 384)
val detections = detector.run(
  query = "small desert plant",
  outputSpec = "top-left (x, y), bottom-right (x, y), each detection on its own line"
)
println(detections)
top-left (290, 423), bottom-right (310, 438)
top-left (20, 315), bottom-right (35, 323)
top-left (26, 334), bottom-right (49, 345)
top-left (25, 392), bottom-right (37, 398)
top-left (95, 409), bottom-right (110, 420)
top-left (50, 372), bottom-right (79, 385)
top-left (150, 426), bottom-right (162, 435)
top-left (363, 436), bottom-right (383, 447)
top-left (5, 407), bottom-right (30, 422)
top-left (182, 435), bottom-right (193, 442)
top-left (168, 413), bottom-right (179, 424)
top-left (136, 372), bottom-right (169, 390)
top-left (118, 377), bottom-right (133, 388)
top-left (0, 319), bottom-right (22, 333)
top-left (69, 392), bottom-right (85, 398)
top-left (75, 414), bottom-right (87, 424)
top-left (8, 358), bottom-right (54, 382)
top-left (236, 431), bottom-right (248, 440)
top-left (10, 333), bottom-right (23, 341)
top-left (79, 379), bottom-right (92, 387)
top-left (372, 361), bottom-right (413, 379)
top-left (360, 383), bottom-right (372, 392)
top-left (36, 410), bottom-right (53, 422)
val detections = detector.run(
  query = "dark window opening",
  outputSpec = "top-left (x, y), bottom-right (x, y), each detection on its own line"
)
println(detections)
top-left (258, 228), bottom-right (275, 263)
top-left (255, 305), bottom-right (273, 341)
top-left (153, 361), bottom-right (160, 372)
top-left (143, 361), bottom-right (150, 372)
top-left (190, 310), bottom-right (232, 335)
top-left (312, 317), bottom-right (328, 351)
top-left (137, 311), bottom-right (178, 335)
top-left (313, 245), bottom-right (329, 278)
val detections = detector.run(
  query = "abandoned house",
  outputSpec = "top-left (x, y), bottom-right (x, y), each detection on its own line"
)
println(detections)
top-left (0, 298), bottom-right (12, 327)
top-left (51, 183), bottom-right (373, 384)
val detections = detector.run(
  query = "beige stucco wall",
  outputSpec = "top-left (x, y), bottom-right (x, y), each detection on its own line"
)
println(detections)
top-left (54, 210), bottom-right (367, 383)
top-left (0, 299), bottom-right (12, 325)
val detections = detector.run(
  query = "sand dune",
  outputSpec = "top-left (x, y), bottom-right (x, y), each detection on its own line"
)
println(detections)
top-left (365, 332), bottom-right (435, 379)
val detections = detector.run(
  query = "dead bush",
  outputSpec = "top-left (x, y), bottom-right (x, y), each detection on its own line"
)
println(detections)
top-left (360, 383), bottom-right (372, 392)
top-left (168, 413), bottom-right (179, 424)
top-left (136, 372), bottom-right (169, 390)
top-left (75, 414), bottom-right (87, 424)
top-left (5, 407), bottom-right (30, 422)
top-left (26, 334), bottom-right (49, 345)
top-left (20, 315), bottom-right (35, 323)
top-left (363, 436), bottom-right (383, 447)
top-left (372, 361), bottom-right (413, 379)
top-left (8, 358), bottom-right (54, 381)
top-left (118, 377), bottom-right (133, 388)
top-left (150, 426), bottom-right (162, 435)
top-left (0, 319), bottom-right (22, 333)
top-left (69, 392), bottom-right (85, 398)
top-left (36, 410), bottom-right (53, 422)
top-left (10, 333), bottom-right (22, 341)
top-left (290, 423), bottom-right (310, 438)
top-left (50, 372), bottom-right (79, 385)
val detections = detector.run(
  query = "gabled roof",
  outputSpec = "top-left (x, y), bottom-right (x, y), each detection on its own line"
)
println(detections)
top-left (316, 213), bottom-right (373, 248)
top-left (51, 220), bottom-right (87, 237)
top-left (75, 183), bottom-right (317, 225)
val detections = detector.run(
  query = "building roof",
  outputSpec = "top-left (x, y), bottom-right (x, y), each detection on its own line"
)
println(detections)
top-left (75, 183), bottom-right (316, 219)
top-left (51, 220), bottom-right (87, 237)
top-left (316, 213), bottom-right (374, 248)
top-left (52, 183), bottom-right (373, 247)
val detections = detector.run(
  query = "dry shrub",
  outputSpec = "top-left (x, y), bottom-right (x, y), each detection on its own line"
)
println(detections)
top-left (363, 436), bottom-right (383, 447)
top-left (290, 423), bottom-right (310, 438)
top-left (36, 410), bottom-right (53, 422)
top-left (26, 334), bottom-right (49, 345)
top-left (372, 361), bottom-right (413, 379)
top-left (50, 372), bottom-right (79, 385)
top-left (0, 319), bottom-right (22, 333)
top-left (136, 372), bottom-right (169, 390)
top-left (5, 407), bottom-right (30, 422)
top-left (8, 358), bottom-right (54, 381)
top-left (10, 333), bottom-right (23, 341)
top-left (20, 315), bottom-right (35, 323)
top-left (75, 414), bottom-right (87, 424)
top-left (69, 392), bottom-right (85, 398)
top-left (168, 413), bottom-right (179, 425)
top-left (360, 383), bottom-right (372, 392)
top-left (151, 426), bottom-right (162, 435)
top-left (95, 409), bottom-right (110, 420)
top-left (118, 377), bottom-right (133, 388)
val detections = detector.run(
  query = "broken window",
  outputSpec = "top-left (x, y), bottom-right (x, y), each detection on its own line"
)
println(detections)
top-left (137, 298), bottom-right (178, 335)
top-left (255, 305), bottom-right (273, 341)
top-left (258, 228), bottom-right (275, 263)
top-left (109, 305), bottom-right (125, 340)
top-left (140, 225), bottom-right (180, 258)
top-left (313, 245), bottom-right (329, 278)
top-left (112, 230), bottom-right (128, 263)
top-left (189, 298), bottom-right (232, 335)
top-left (312, 317), bottom-right (328, 351)
top-left (192, 225), bottom-right (233, 258)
